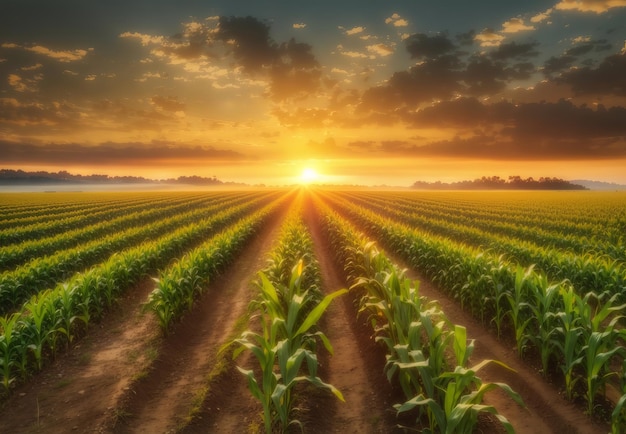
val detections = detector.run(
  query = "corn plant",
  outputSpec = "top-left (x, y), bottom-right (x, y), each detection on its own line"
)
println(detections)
top-left (554, 284), bottom-right (585, 400)
top-left (0, 313), bottom-right (24, 392)
top-left (505, 266), bottom-right (534, 359)
top-left (22, 291), bottom-right (58, 371)
top-left (395, 359), bottom-right (523, 434)
top-left (235, 207), bottom-right (345, 432)
top-left (236, 264), bottom-right (345, 432)
top-left (527, 274), bottom-right (561, 377)
top-left (613, 392), bottom-right (626, 433)
top-left (583, 330), bottom-right (624, 415)
top-left (315, 198), bottom-right (524, 432)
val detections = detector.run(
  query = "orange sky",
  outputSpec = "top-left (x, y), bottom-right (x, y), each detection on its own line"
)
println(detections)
top-left (1, 1), bottom-right (626, 186)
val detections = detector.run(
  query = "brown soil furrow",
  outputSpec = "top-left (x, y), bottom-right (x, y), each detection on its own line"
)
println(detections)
top-left (111, 199), bottom-right (291, 434)
top-left (0, 277), bottom-right (159, 434)
top-left (301, 193), bottom-right (398, 433)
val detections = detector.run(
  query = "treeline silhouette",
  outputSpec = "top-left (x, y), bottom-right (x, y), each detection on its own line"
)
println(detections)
top-left (411, 176), bottom-right (587, 190)
top-left (0, 169), bottom-right (245, 186)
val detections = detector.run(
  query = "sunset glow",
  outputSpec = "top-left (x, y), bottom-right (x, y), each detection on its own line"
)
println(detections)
top-left (1, 1), bottom-right (626, 186)
top-left (300, 168), bottom-right (319, 185)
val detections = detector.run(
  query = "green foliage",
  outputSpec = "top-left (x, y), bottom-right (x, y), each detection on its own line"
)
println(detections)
top-left (235, 208), bottom-right (345, 432)
top-left (318, 198), bottom-right (523, 432)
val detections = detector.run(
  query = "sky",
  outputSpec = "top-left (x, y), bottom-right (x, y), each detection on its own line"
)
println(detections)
top-left (1, 0), bottom-right (625, 186)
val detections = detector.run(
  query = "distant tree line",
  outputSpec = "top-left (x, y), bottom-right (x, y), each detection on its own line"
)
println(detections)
top-left (411, 176), bottom-right (587, 190)
top-left (0, 169), bottom-right (245, 186)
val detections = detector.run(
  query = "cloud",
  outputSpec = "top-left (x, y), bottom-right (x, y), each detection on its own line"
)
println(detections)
top-left (151, 95), bottom-right (186, 112)
top-left (358, 31), bottom-right (544, 112)
top-left (490, 41), bottom-right (540, 60)
top-left (0, 97), bottom-right (78, 126)
top-left (0, 140), bottom-right (245, 166)
top-left (531, 8), bottom-right (553, 23)
top-left (8, 75), bottom-right (29, 92)
top-left (398, 97), bottom-right (626, 159)
top-left (366, 43), bottom-right (394, 57)
top-left (20, 63), bottom-right (43, 71)
top-left (215, 16), bottom-right (277, 73)
top-left (359, 55), bottom-right (464, 110)
top-left (336, 45), bottom-right (370, 58)
top-left (2, 42), bottom-right (93, 62)
top-left (543, 40), bottom-right (618, 77)
top-left (475, 29), bottom-right (505, 47)
top-left (556, 52), bottom-right (626, 95)
top-left (292, 23), bottom-right (307, 29)
top-left (555, 0), bottom-right (626, 13)
top-left (404, 33), bottom-right (456, 59)
top-left (501, 17), bottom-right (535, 33)
top-left (119, 31), bottom-right (166, 46)
top-left (343, 26), bottom-right (365, 36)
top-left (385, 13), bottom-right (409, 27)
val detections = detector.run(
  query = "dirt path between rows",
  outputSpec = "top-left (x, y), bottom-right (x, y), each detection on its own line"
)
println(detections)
top-left (0, 277), bottom-right (160, 434)
top-left (318, 192), bottom-right (610, 434)
top-left (300, 193), bottom-right (399, 433)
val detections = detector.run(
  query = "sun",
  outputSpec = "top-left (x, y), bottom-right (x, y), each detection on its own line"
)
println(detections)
top-left (300, 167), bottom-right (319, 184)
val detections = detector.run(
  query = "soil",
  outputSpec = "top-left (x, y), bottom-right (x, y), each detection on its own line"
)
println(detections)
top-left (0, 190), bottom-right (613, 433)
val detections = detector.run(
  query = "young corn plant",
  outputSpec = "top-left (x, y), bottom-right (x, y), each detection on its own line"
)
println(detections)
top-left (22, 291), bottom-right (58, 371)
top-left (583, 330), bottom-right (624, 416)
top-left (554, 284), bottom-right (585, 401)
top-left (0, 313), bottom-right (23, 392)
top-left (317, 202), bottom-right (524, 432)
top-left (527, 274), bottom-right (561, 377)
top-left (505, 265), bottom-right (535, 359)
top-left (395, 359), bottom-right (524, 433)
top-left (236, 208), bottom-right (345, 432)
top-left (236, 267), bottom-right (345, 433)
top-left (612, 392), bottom-right (626, 434)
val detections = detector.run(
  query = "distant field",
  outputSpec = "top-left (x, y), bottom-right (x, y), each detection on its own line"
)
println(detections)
top-left (1, 189), bottom-right (625, 433)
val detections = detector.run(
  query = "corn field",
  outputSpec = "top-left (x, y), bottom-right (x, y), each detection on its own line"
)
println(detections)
top-left (0, 188), bottom-right (624, 433)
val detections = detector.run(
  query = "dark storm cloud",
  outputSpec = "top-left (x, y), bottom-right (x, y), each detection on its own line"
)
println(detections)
top-left (543, 40), bottom-right (615, 77)
top-left (557, 52), bottom-right (626, 96)
top-left (373, 132), bottom-right (626, 160)
top-left (0, 140), bottom-right (244, 166)
top-left (404, 33), bottom-right (456, 59)
top-left (543, 55), bottom-right (577, 75)
top-left (409, 97), bottom-right (626, 139)
top-left (130, 15), bottom-right (324, 102)
top-left (359, 54), bottom-right (463, 109)
top-left (387, 97), bottom-right (626, 159)
top-left (490, 41), bottom-right (539, 60)
top-left (455, 30), bottom-right (476, 47)
top-left (267, 38), bottom-right (322, 101)
top-left (215, 16), bottom-right (277, 73)
top-left (358, 32), bottom-right (544, 111)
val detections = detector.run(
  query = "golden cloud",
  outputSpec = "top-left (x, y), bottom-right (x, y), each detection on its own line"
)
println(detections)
top-left (531, 8), bottom-right (553, 23)
top-left (501, 17), bottom-right (535, 33)
top-left (555, 0), bottom-right (626, 13)
top-left (475, 29), bottom-right (505, 47)
top-left (366, 43), bottom-right (394, 57)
